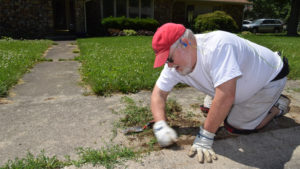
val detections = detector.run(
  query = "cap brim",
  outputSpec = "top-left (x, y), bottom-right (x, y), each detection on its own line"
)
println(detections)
top-left (153, 50), bottom-right (169, 68)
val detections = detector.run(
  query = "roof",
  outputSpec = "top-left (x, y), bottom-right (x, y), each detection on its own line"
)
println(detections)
top-left (195, 0), bottom-right (252, 4)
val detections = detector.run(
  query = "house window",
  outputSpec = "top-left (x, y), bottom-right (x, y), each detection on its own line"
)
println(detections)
top-left (141, 0), bottom-right (152, 18)
top-left (116, 0), bottom-right (126, 17)
top-left (101, 0), bottom-right (153, 19)
top-left (103, 0), bottom-right (114, 18)
top-left (129, 0), bottom-right (139, 18)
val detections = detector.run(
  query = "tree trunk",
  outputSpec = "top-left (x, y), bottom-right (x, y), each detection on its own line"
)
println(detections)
top-left (287, 0), bottom-right (300, 36)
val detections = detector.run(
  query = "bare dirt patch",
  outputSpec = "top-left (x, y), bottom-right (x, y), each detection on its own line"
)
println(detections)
top-left (115, 83), bottom-right (300, 153)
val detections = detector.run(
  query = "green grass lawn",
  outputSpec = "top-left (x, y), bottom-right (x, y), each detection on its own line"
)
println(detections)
top-left (239, 33), bottom-right (300, 79)
top-left (77, 36), bottom-right (162, 95)
top-left (0, 39), bottom-right (52, 97)
top-left (77, 34), bottom-right (300, 95)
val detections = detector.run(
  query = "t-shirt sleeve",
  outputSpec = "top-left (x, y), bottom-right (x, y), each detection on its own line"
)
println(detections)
top-left (156, 65), bottom-right (180, 92)
top-left (209, 44), bottom-right (242, 88)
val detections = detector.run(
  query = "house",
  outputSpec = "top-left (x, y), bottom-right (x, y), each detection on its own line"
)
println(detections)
top-left (0, 0), bottom-right (251, 38)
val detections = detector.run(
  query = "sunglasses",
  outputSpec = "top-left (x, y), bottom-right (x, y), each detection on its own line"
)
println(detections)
top-left (166, 39), bottom-right (189, 64)
top-left (166, 55), bottom-right (174, 63)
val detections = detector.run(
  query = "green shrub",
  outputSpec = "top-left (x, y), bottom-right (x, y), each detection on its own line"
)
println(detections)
top-left (194, 11), bottom-right (238, 33)
top-left (241, 31), bottom-right (253, 35)
top-left (123, 29), bottom-right (137, 36)
top-left (101, 17), bottom-right (159, 31)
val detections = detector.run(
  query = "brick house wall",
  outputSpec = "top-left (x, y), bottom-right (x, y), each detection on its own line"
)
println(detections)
top-left (154, 0), bottom-right (174, 24)
top-left (0, 0), bottom-right (86, 39)
top-left (0, 0), bottom-right (53, 38)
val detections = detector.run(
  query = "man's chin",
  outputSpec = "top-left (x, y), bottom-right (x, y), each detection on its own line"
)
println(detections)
top-left (177, 67), bottom-right (193, 76)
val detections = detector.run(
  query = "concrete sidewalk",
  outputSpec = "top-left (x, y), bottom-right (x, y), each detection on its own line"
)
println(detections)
top-left (0, 41), bottom-right (125, 165)
top-left (0, 41), bottom-right (300, 169)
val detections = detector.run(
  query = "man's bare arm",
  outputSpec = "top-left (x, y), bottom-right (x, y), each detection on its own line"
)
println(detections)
top-left (204, 77), bottom-right (238, 133)
top-left (151, 84), bottom-right (169, 122)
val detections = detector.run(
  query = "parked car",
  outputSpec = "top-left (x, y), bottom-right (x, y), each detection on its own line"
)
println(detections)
top-left (242, 19), bottom-right (284, 33)
top-left (242, 20), bottom-right (252, 24)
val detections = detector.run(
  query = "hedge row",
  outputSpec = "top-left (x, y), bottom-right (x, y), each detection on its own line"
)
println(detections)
top-left (101, 16), bottom-right (159, 31)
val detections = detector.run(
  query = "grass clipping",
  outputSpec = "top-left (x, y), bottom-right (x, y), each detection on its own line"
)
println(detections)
top-left (117, 96), bottom-right (202, 152)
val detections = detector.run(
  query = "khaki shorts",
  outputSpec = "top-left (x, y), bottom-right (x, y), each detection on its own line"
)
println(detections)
top-left (227, 77), bottom-right (287, 130)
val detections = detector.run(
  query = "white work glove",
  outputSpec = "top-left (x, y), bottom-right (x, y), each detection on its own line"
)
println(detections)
top-left (188, 126), bottom-right (217, 163)
top-left (153, 120), bottom-right (178, 147)
top-left (203, 95), bottom-right (213, 108)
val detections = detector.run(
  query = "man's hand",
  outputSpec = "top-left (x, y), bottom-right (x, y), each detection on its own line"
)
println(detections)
top-left (153, 120), bottom-right (178, 147)
top-left (188, 126), bottom-right (217, 163)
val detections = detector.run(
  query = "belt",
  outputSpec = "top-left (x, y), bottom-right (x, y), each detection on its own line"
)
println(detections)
top-left (271, 56), bottom-right (289, 82)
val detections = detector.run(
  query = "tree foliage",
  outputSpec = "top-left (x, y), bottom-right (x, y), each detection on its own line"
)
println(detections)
top-left (245, 0), bottom-right (291, 21)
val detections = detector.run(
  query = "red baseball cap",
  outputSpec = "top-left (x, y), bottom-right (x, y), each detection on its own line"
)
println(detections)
top-left (152, 23), bottom-right (186, 68)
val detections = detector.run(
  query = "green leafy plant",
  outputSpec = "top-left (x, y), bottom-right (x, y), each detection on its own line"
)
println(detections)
top-left (74, 145), bottom-right (136, 169)
top-left (58, 58), bottom-right (74, 61)
top-left (118, 96), bottom-right (183, 128)
top-left (39, 58), bottom-right (53, 62)
top-left (165, 99), bottom-right (182, 120)
top-left (1, 150), bottom-right (64, 169)
top-left (146, 137), bottom-right (158, 151)
top-left (73, 49), bottom-right (80, 53)
top-left (1, 146), bottom-right (136, 169)
top-left (101, 17), bottom-right (159, 32)
top-left (119, 96), bottom-right (152, 127)
top-left (194, 10), bottom-right (239, 33)
top-left (123, 29), bottom-right (137, 36)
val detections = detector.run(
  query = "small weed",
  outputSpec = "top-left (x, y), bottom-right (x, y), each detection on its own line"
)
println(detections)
top-left (190, 103), bottom-right (200, 110)
top-left (58, 58), bottom-right (74, 61)
top-left (118, 96), bottom-right (183, 128)
top-left (115, 97), bottom-right (185, 152)
top-left (73, 49), bottom-right (80, 53)
top-left (165, 99), bottom-right (182, 120)
top-left (39, 58), bottom-right (53, 62)
top-left (111, 109), bottom-right (119, 115)
top-left (146, 137), bottom-right (158, 151)
top-left (1, 146), bottom-right (137, 169)
top-left (52, 42), bottom-right (58, 45)
top-left (82, 91), bottom-right (92, 96)
top-left (184, 111), bottom-right (195, 119)
top-left (292, 88), bottom-right (300, 92)
top-left (119, 96), bottom-right (152, 127)
top-left (74, 145), bottom-right (136, 169)
top-left (111, 121), bottom-right (121, 141)
top-left (1, 150), bottom-right (64, 169)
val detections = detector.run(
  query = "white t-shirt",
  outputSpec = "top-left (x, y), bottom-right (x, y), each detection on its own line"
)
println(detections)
top-left (156, 31), bottom-right (283, 104)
